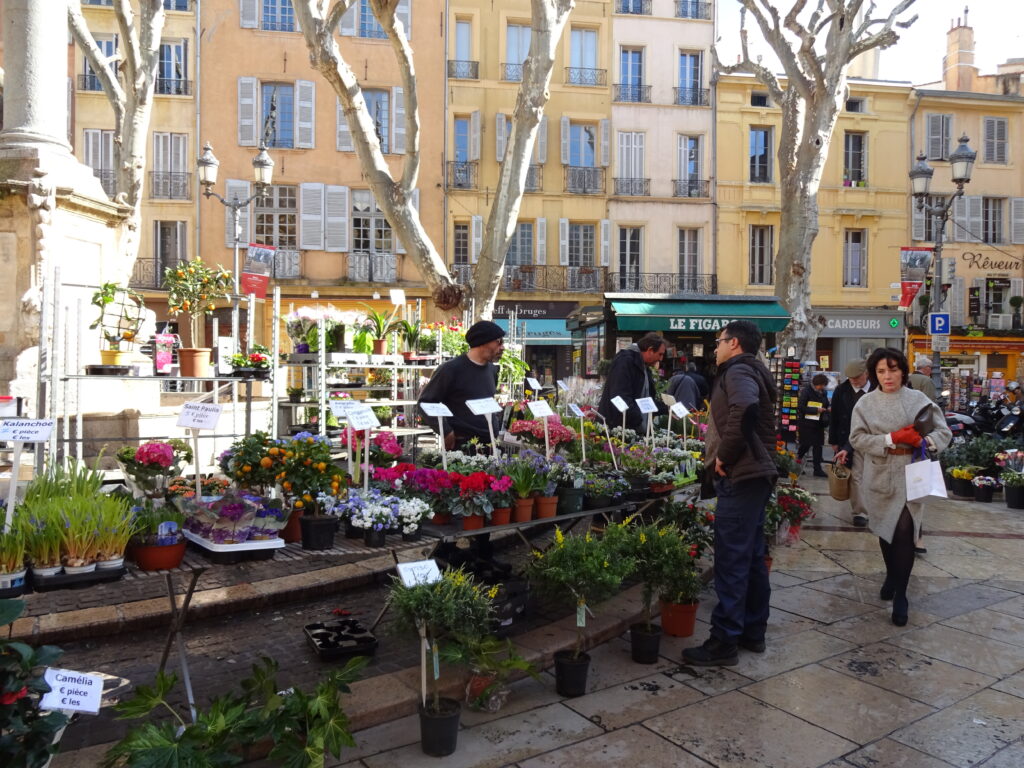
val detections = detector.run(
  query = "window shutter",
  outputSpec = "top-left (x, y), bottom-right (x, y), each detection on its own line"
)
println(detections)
top-left (397, 0), bottom-right (411, 38)
top-left (600, 219), bottom-right (611, 266)
top-left (469, 109), bottom-right (480, 162)
top-left (535, 217), bottom-right (546, 265)
top-left (560, 116), bottom-right (570, 165)
top-left (471, 215), bottom-right (483, 263)
top-left (176, 221), bottom-right (187, 262)
top-left (392, 86), bottom-right (405, 154)
top-left (296, 80), bottom-right (315, 149)
top-left (336, 99), bottom-right (353, 151)
top-left (237, 76), bottom-right (258, 147)
top-left (559, 218), bottom-right (569, 265)
top-left (617, 131), bottom-right (629, 177)
top-left (996, 118), bottom-right (1008, 163)
top-left (325, 185), bottom-right (350, 252)
top-left (299, 182), bottom-right (325, 250)
top-left (911, 200), bottom-right (925, 241)
top-left (495, 113), bottom-right (506, 160)
top-left (102, 131), bottom-right (114, 171)
top-left (859, 235), bottom-right (868, 287)
top-left (952, 195), bottom-right (968, 242)
top-left (170, 133), bottom-right (187, 173)
top-left (600, 119), bottom-right (610, 167)
top-left (951, 276), bottom-right (966, 327)
top-left (224, 179), bottom-right (251, 247)
top-left (984, 117), bottom-right (995, 162)
top-left (239, 0), bottom-right (257, 28)
top-left (152, 132), bottom-right (169, 173)
top-left (536, 115), bottom-right (548, 164)
top-left (926, 114), bottom-right (944, 160)
top-left (84, 129), bottom-right (101, 169)
top-left (967, 196), bottom-right (983, 243)
top-left (1011, 198), bottom-right (1024, 244)
top-left (339, 3), bottom-right (357, 35)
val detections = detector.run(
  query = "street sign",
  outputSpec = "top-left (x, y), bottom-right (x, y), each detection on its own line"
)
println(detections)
top-left (932, 336), bottom-right (950, 352)
top-left (928, 313), bottom-right (951, 335)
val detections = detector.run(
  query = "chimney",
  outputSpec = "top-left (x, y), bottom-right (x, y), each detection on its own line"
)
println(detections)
top-left (944, 7), bottom-right (977, 90)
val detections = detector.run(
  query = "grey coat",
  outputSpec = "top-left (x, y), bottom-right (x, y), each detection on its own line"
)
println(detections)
top-left (849, 386), bottom-right (952, 543)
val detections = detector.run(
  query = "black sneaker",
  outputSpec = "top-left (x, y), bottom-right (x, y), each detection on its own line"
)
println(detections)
top-left (852, 514), bottom-right (869, 528)
top-left (682, 637), bottom-right (739, 667)
top-left (739, 637), bottom-right (766, 653)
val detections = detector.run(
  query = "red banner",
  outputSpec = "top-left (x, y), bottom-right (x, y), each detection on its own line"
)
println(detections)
top-left (899, 280), bottom-right (924, 310)
top-left (240, 272), bottom-right (269, 299)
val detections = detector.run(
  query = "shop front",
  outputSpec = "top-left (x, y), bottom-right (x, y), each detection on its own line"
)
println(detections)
top-left (494, 301), bottom-right (578, 383)
top-left (908, 333), bottom-right (1024, 383)
top-left (816, 308), bottom-right (906, 372)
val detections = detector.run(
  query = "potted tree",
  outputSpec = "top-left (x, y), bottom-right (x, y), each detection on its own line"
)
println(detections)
top-left (360, 303), bottom-right (401, 355)
top-left (1010, 295), bottom-right (1023, 330)
top-left (90, 282), bottom-right (145, 367)
top-left (164, 259), bottom-right (233, 377)
top-left (441, 636), bottom-right (538, 713)
top-left (397, 319), bottom-right (421, 360)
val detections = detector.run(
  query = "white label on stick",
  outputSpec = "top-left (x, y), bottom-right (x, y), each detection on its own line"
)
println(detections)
top-left (176, 403), bottom-right (222, 431)
top-left (466, 397), bottom-right (502, 415)
top-left (568, 403), bottom-right (585, 418)
top-left (557, 380), bottom-right (569, 391)
top-left (671, 402), bottom-right (690, 419)
top-left (0, 419), bottom-right (54, 442)
top-left (397, 560), bottom-right (442, 586)
top-left (329, 399), bottom-right (356, 418)
top-left (420, 402), bottom-right (453, 418)
top-left (636, 397), bottom-right (658, 414)
top-left (610, 396), bottom-right (629, 413)
top-left (40, 668), bottom-right (104, 714)
top-left (526, 377), bottom-right (542, 391)
top-left (346, 405), bottom-right (380, 431)
top-left (527, 400), bottom-right (554, 418)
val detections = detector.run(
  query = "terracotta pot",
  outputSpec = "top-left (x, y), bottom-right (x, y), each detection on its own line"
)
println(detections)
top-left (372, 339), bottom-right (386, 354)
top-left (513, 497), bottom-right (534, 523)
top-left (659, 600), bottom-right (699, 637)
top-left (432, 511), bottom-right (452, 525)
top-left (281, 507), bottom-right (303, 543)
top-left (131, 540), bottom-right (187, 571)
top-left (490, 507), bottom-right (512, 526)
top-left (649, 482), bottom-right (675, 494)
top-left (462, 514), bottom-right (485, 530)
top-left (100, 349), bottom-right (129, 365)
top-left (535, 495), bottom-right (558, 518)
top-left (178, 347), bottom-right (212, 378)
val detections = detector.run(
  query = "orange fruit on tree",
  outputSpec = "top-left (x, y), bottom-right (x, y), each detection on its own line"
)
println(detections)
top-left (242, 464), bottom-right (252, 473)
top-left (294, 500), bottom-right (304, 509)
top-left (259, 457), bottom-right (273, 469)
top-left (303, 493), bottom-right (313, 502)
top-left (269, 447), bottom-right (280, 456)
top-left (283, 481), bottom-right (292, 491)
top-left (316, 462), bottom-right (327, 471)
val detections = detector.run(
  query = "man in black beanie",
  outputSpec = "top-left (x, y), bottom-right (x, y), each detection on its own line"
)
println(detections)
top-left (417, 320), bottom-right (505, 450)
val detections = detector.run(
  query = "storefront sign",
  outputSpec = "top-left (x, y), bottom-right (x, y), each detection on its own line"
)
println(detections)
top-left (961, 251), bottom-right (1022, 273)
top-left (668, 317), bottom-right (738, 331)
top-left (819, 311), bottom-right (903, 338)
top-left (492, 301), bottom-right (577, 319)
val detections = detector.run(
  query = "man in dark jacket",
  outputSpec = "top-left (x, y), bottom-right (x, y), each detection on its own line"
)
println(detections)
top-left (796, 373), bottom-right (830, 477)
top-left (686, 362), bottom-right (710, 405)
top-left (830, 358), bottom-right (873, 527)
top-left (597, 333), bottom-right (667, 432)
top-left (666, 366), bottom-right (700, 411)
top-left (684, 320), bottom-right (777, 667)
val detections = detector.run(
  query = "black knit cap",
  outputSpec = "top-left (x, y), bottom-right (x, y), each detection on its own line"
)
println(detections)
top-left (465, 320), bottom-right (506, 348)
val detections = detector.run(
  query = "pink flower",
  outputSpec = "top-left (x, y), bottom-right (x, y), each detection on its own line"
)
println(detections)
top-left (490, 475), bottom-right (513, 493)
top-left (135, 441), bottom-right (174, 468)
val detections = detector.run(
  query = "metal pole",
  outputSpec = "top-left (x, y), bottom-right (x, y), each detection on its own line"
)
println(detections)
top-left (931, 212), bottom-right (946, 394)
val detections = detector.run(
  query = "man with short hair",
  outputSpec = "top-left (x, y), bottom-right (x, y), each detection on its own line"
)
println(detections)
top-left (908, 355), bottom-right (939, 404)
top-left (831, 359), bottom-right (873, 527)
top-left (683, 321), bottom-right (777, 666)
top-left (666, 366), bottom-right (700, 411)
top-left (686, 361), bottom-right (710, 404)
top-left (796, 373), bottom-right (831, 477)
top-left (598, 332), bottom-right (667, 432)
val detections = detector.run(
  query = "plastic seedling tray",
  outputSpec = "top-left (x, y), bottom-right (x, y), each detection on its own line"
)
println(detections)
top-left (304, 618), bottom-right (378, 661)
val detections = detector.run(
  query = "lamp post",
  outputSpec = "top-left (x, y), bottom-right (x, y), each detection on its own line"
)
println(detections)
top-left (197, 141), bottom-right (274, 351)
top-left (909, 134), bottom-right (977, 393)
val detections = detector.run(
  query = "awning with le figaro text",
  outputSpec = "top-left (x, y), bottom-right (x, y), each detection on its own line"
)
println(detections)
top-left (495, 318), bottom-right (571, 346)
top-left (610, 299), bottom-right (790, 333)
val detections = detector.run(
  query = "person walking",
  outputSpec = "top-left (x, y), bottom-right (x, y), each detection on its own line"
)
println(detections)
top-left (908, 355), bottom-right (939, 403)
top-left (849, 348), bottom-right (951, 626)
top-left (597, 333), bottom-right (667, 432)
top-left (796, 373), bottom-right (830, 477)
top-left (831, 360), bottom-right (873, 528)
top-left (683, 321), bottom-right (778, 666)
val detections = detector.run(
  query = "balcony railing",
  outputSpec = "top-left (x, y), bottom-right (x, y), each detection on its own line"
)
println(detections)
top-left (149, 171), bottom-right (192, 200)
top-left (565, 67), bottom-right (607, 87)
top-left (565, 166), bottom-right (605, 195)
top-left (348, 252), bottom-right (397, 284)
top-left (613, 178), bottom-right (650, 196)
top-left (92, 168), bottom-right (116, 198)
top-left (447, 161), bottom-right (478, 190)
top-left (676, 0), bottom-right (712, 19)
top-left (501, 63), bottom-right (523, 82)
top-left (613, 84), bottom-right (652, 103)
top-left (673, 178), bottom-right (710, 198)
top-left (271, 249), bottom-right (302, 279)
top-left (607, 272), bottom-right (718, 294)
top-left (451, 263), bottom-right (473, 285)
top-left (447, 60), bottom-right (479, 80)
top-left (451, 264), bottom-right (607, 293)
top-left (155, 78), bottom-right (192, 96)
top-left (566, 266), bottom-right (603, 292)
top-left (674, 87), bottom-right (710, 106)
top-left (525, 164), bottom-right (542, 192)
top-left (616, 0), bottom-right (652, 14)
top-left (129, 258), bottom-right (175, 290)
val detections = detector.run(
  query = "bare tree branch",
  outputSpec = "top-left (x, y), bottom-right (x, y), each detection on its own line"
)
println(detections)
top-left (68, 1), bottom-right (127, 108)
top-left (740, 0), bottom-right (814, 101)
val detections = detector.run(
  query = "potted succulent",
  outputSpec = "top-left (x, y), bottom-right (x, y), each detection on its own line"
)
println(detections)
top-left (164, 259), bottom-right (233, 377)
top-left (90, 281), bottom-right (145, 366)
top-left (360, 303), bottom-right (401, 355)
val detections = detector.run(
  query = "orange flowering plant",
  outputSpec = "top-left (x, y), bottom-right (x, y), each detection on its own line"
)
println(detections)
top-left (279, 432), bottom-right (344, 512)
top-left (164, 258), bottom-right (233, 345)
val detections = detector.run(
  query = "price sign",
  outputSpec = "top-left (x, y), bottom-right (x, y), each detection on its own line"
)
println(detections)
top-left (671, 402), bottom-right (690, 419)
top-left (636, 397), bottom-right (658, 414)
top-left (346, 405), bottom-right (381, 431)
top-left (610, 396), bottom-right (629, 413)
top-left (527, 400), bottom-right (554, 418)
top-left (176, 403), bottom-right (223, 431)
top-left (397, 560), bottom-right (442, 587)
top-left (568, 403), bottom-right (585, 418)
top-left (420, 402), bottom-right (453, 418)
top-left (557, 380), bottom-right (569, 391)
top-left (40, 668), bottom-right (104, 714)
top-left (0, 419), bottom-right (54, 442)
top-left (466, 397), bottom-right (502, 415)
top-left (526, 377), bottom-right (542, 391)
top-left (329, 399), bottom-right (357, 418)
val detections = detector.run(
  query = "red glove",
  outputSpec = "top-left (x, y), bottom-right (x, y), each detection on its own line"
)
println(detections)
top-left (890, 425), bottom-right (922, 447)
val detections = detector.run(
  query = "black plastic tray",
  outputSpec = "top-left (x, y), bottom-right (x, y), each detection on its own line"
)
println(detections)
top-left (31, 566), bottom-right (126, 592)
top-left (304, 618), bottom-right (378, 661)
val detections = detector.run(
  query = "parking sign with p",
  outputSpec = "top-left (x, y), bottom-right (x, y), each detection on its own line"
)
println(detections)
top-left (928, 313), bottom-right (950, 336)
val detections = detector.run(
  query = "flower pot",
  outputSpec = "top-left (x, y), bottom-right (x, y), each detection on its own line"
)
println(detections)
top-left (535, 495), bottom-right (558, 519)
top-left (557, 487), bottom-right (584, 516)
top-left (288, 393), bottom-right (302, 403)
top-left (659, 600), bottom-right (698, 637)
top-left (300, 515), bottom-right (337, 551)
top-left (490, 507), bottom-right (512, 526)
top-left (30, 564), bottom-right (63, 578)
top-left (952, 478), bottom-right (974, 498)
top-left (513, 497), bottom-right (535, 523)
top-left (344, 518), bottom-right (362, 538)
top-left (629, 622), bottom-right (662, 664)
top-left (418, 697), bottom-right (461, 757)
top-left (233, 367), bottom-right (257, 378)
top-left (1005, 485), bottom-right (1024, 509)
top-left (462, 514), bottom-right (485, 530)
top-left (402, 527), bottom-right (421, 541)
top-left (974, 485), bottom-right (995, 503)
top-left (364, 528), bottom-right (387, 547)
top-left (96, 556), bottom-right (125, 570)
top-left (432, 511), bottom-right (452, 525)
top-left (0, 568), bottom-right (27, 591)
top-left (649, 482), bottom-right (675, 494)
top-left (64, 563), bottom-right (97, 575)
top-left (254, 369), bottom-right (271, 381)
top-left (402, 351), bottom-right (414, 361)
top-left (281, 507), bottom-right (303, 543)
top-left (583, 494), bottom-right (612, 511)
top-left (553, 649), bottom-right (590, 698)
top-left (99, 349), bottom-right (129, 365)
top-left (131, 541), bottom-right (186, 571)
top-left (178, 347), bottom-right (212, 378)
top-left (372, 339), bottom-right (387, 355)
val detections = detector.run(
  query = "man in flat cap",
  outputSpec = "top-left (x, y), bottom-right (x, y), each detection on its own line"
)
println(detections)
top-left (909, 355), bottom-right (939, 404)
top-left (417, 320), bottom-right (505, 450)
top-left (831, 358), bottom-right (873, 527)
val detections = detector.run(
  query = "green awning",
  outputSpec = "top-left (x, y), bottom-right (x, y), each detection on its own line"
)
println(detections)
top-left (610, 299), bottom-right (790, 333)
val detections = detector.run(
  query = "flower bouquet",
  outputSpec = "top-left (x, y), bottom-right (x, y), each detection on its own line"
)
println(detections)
top-left (117, 439), bottom-right (193, 501)
top-left (766, 486), bottom-right (815, 546)
top-left (177, 492), bottom-right (261, 544)
top-left (284, 306), bottom-right (345, 353)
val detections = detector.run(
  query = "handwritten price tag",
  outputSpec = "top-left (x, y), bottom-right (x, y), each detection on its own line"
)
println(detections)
top-left (636, 397), bottom-right (658, 414)
top-left (176, 403), bottom-right (223, 431)
top-left (671, 402), bottom-right (690, 419)
top-left (526, 377), bottom-right (542, 391)
top-left (557, 380), bottom-right (569, 391)
top-left (610, 396), bottom-right (629, 413)
top-left (346, 405), bottom-right (380, 431)
top-left (466, 397), bottom-right (502, 415)
top-left (329, 399), bottom-right (357, 418)
top-left (527, 400), bottom-right (554, 418)
top-left (397, 560), bottom-right (442, 587)
top-left (568, 403), bottom-right (585, 418)
top-left (420, 402), bottom-right (453, 418)
top-left (0, 419), bottom-right (54, 443)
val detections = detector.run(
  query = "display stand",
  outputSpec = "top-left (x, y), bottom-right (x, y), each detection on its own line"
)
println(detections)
top-left (770, 357), bottom-right (801, 442)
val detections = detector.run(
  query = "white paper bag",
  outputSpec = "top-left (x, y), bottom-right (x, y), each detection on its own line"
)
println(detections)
top-left (905, 459), bottom-right (947, 501)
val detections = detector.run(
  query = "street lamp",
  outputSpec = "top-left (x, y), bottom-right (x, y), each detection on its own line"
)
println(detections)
top-left (909, 134), bottom-right (977, 393)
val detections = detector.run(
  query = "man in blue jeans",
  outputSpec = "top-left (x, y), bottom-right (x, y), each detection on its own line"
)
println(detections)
top-left (683, 320), bottom-right (778, 666)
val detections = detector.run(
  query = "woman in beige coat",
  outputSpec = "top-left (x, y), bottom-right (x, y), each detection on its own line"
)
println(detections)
top-left (850, 348), bottom-right (951, 626)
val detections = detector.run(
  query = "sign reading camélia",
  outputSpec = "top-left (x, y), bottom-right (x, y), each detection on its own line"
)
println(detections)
top-left (961, 251), bottom-right (1023, 274)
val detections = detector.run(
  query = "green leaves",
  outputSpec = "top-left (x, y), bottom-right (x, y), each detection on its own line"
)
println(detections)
top-left (0, 598), bottom-right (24, 627)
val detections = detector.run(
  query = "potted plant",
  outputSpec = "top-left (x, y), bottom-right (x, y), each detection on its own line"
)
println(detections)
top-left (347, 488), bottom-right (398, 547)
top-left (90, 282), bottom-right (145, 366)
top-left (441, 635), bottom-right (538, 713)
top-left (997, 451), bottom-right (1024, 509)
top-left (389, 567), bottom-right (495, 756)
top-left (360, 303), bottom-right (401, 355)
top-left (286, 386), bottom-right (304, 404)
top-left (527, 527), bottom-right (633, 697)
top-left (93, 493), bottom-right (136, 568)
top-left (488, 474), bottom-right (514, 526)
top-left (396, 494), bottom-right (433, 540)
top-left (371, 405), bottom-right (394, 427)
top-left (948, 465), bottom-right (980, 498)
top-left (972, 475), bottom-right (999, 503)
top-left (1011, 296), bottom-right (1024, 329)
top-left (451, 471), bottom-right (497, 530)
top-left (659, 548), bottom-right (705, 638)
top-left (164, 259), bottom-right (233, 377)
top-left (279, 433), bottom-right (341, 549)
top-left (20, 501), bottom-right (63, 578)
top-left (128, 501), bottom-right (188, 571)
top-left (0, 528), bottom-right (26, 595)
top-left (116, 439), bottom-right (193, 501)
top-left (397, 319), bottom-right (421, 360)
top-left (767, 486), bottom-right (816, 546)
top-left (506, 458), bottom-right (541, 522)
top-left (228, 344), bottom-right (272, 380)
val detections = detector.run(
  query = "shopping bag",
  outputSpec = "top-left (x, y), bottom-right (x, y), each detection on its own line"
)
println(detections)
top-left (827, 462), bottom-right (851, 501)
top-left (905, 456), bottom-right (947, 501)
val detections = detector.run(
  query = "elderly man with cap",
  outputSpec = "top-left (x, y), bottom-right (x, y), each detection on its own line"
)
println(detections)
top-left (417, 320), bottom-right (505, 450)
top-left (831, 358), bottom-right (873, 527)
top-left (909, 355), bottom-right (939, 403)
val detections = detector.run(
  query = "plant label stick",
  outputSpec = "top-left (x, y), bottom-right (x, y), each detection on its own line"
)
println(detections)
top-left (568, 403), bottom-right (586, 463)
top-left (0, 418), bottom-right (52, 532)
top-left (420, 403), bottom-right (453, 470)
top-left (191, 428), bottom-right (202, 499)
top-left (364, 428), bottom-right (371, 493)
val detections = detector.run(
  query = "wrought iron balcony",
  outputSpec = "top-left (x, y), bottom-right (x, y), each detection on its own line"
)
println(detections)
top-left (447, 161), bottom-right (478, 190)
top-left (525, 164), bottom-right (542, 192)
top-left (348, 252), bottom-right (397, 283)
top-left (129, 258), bottom-right (174, 290)
top-left (271, 249), bottom-right (302, 279)
top-left (451, 263), bottom-right (473, 285)
top-left (674, 87), bottom-right (710, 106)
top-left (616, 0), bottom-right (652, 14)
top-left (607, 272), bottom-right (718, 294)
top-left (673, 178), bottom-right (709, 198)
top-left (613, 178), bottom-right (650, 196)
top-left (676, 0), bottom-right (712, 19)
top-left (501, 63), bottom-right (523, 82)
top-left (451, 264), bottom-right (607, 293)
top-left (77, 73), bottom-right (105, 91)
top-left (565, 67), bottom-right (607, 87)
top-left (613, 84), bottom-right (651, 103)
top-left (566, 266), bottom-right (603, 292)
top-left (92, 168), bottom-right (116, 198)
top-left (447, 60), bottom-right (479, 80)
top-left (565, 166), bottom-right (605, 195)
top-left (149, 171), bottom-right (192, 200)
top-left (155, 78), bottom-right (192, 96)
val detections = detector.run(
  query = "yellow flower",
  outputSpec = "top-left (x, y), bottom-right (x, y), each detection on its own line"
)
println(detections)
top-left (487, 585), bottom-right (499, 599)
top-left (532, 550), bottom-right (543, 559)
top-left (585, 532), bottom-right (592, 543)
top-left (639, 532), bottom-right (647, 544)
top-left (603, 560), bottom-right (609, 568)
top-left (554, 527), bottom-right (564, 546)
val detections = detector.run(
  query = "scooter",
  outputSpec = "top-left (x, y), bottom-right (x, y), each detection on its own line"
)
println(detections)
top-left (995, 405), bottom-right (1024, 440)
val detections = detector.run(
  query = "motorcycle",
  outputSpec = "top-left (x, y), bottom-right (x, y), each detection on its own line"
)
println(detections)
top-left (995, 404), bottom-right (1024, 439)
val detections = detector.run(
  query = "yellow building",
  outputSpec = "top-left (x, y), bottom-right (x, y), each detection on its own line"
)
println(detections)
top-left (715, 72), bottom-right (913, 371)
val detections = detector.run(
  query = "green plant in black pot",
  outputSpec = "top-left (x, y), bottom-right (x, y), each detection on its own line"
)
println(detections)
top-left (440, 636), bottom-right (537, 713)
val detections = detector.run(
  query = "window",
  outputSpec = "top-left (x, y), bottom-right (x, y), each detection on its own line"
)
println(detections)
top-left (504, 24), bottom-right (531, 80)
top-left (984, 117), bottom-right (1008, 164)
top-left (151, 132), bottom-right (189, 199)
top-left (845, 98), bottom-right (865, 113)
top-left (352, 189), bottom-right (393, 253)
top-left (455, 20), bottom-right (471, 60)
top-left (261, 0), bottom-right (295, 31)
top-left (750, 92), bottom-right (769, 107)
top-left (164, 0), bottom-right (189, 10)
top-left (749, 225), bottom-right (773, 285)
top-left (569, 123), bottom-right (597, 167)
top-left (926, 113), bottom-right (952, 161)
top-left (619, 47), bottom-right (644, 92)
top-left (843, 132), bottom-right (866, 184)
top-left (567, 223), bottom-right (595, 267)
top-left (454, 117), bottom-right (470, 163)
top-left (677, 135), bottom-right (701, 179)
top-left (261, 83), bottom-right (294, 148)
top-left (154, 221), bottom-right (186, 280)
top-left (983, 197), bottom-right (1004, 244)
top-left (676, 52), bottom-right (704, 105)
top-left (157, 41), bottom-right (189, 95)
top-left (749, 127), bottom-right (772, 183)
top-left (83, 128), bottom-right (115, 196)
top-left (336, 0), bottom-right (410, 39)
top-left (568, 27), bottom-right (599, 84)
top-left (83, 0), bottom-right (113, 5)
top-left (358, 0), bottom-right (386, 38)
top-left (678, 229), bottom-right (700, 290)
top-left (506, 222), bottom-right (534, 265)
top-left (254, 185), bottom-right (297, 249)
top-left (82, 35), bottom-right (117, 91)
top-left (987, 281), bottom-right (1008, 315)
top-left (617, 131), bottom-right (644, 180)
top-left (453, 223), bottom-right (469, 264)
top-left (843, 229), bottom-right (867, 287)
top-left (917, 195), bottom-right (947, 241)
top-left (618, 227), bottom-right (642, 288)
top-left (364, 90), bottom-right (390, 153)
